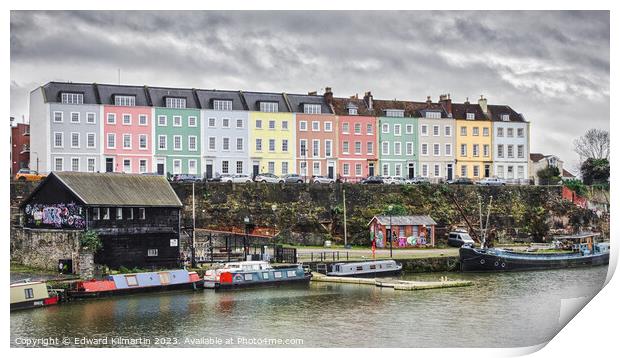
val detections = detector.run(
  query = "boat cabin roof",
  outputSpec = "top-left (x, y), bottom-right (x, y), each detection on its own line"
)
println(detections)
top-left (554, 232), bottom-right (601, 240)
top-left (10, 280), bottom-right (46, 288)
top-left (333, 260), bottom-right (398, 267)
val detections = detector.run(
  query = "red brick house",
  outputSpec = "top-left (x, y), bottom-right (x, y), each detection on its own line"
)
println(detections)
top-left (10, 120), bottom-right (30, 176)
top-left (368, 215), bottom-right (437, 248)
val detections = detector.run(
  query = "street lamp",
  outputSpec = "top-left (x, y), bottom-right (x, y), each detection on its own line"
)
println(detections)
top-left (388, 204), bottom-right (394, 258)
top-left (244, 216), bottom-right (250, 260)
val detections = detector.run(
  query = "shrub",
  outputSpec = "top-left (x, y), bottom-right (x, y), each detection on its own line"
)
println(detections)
top-left (79, 230), bottom-right (102, 252)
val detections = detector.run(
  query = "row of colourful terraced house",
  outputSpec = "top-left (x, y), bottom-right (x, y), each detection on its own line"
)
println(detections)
top-left (29, 82), bottom-right (530, 183)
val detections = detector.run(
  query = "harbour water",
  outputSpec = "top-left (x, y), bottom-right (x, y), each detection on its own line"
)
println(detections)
top-left (10, 266), bottom-right (608, 348)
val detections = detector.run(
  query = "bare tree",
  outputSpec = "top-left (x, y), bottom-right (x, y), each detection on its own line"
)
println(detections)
top-left (573, 129), bottom-right (610, 161)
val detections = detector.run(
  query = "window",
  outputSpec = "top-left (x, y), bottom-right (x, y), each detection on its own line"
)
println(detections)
top-left (342, 141), bottom-right (349, 154)
top-left (87, 158), bottom-right (96, 172)
top-left (406, 124), bottom-right (413, 134)
top-left (71, 133), bottom-right (80, 148)
top-left (139, 208), bottom-right (145, 220)
top-left (312, 121), bottom-right (320, 131)
top-left (102, 208), bottom-right (110, 220)
top-left (466, 112), bottom-right (475, 120)
top-left (255, 138), bottom-right (262, 151)
top-left (236, 138), bottom-right (244, 151)
top-left (122, 114), bottom-right (131, 125)
top-left (507, 128), bottom-right (514, 137)
top-left (394, 124), bottom-right (401, 136)
top-left (497, 145), bottom-right (504, 158)
top-left (355, 141), bottom-right (362, 154)
top-left (444, 125), bottom-right (452, 136)
top-left (422, 164), bottom-right (429, 177)
top-left (222, 118), bottom-right (230, 128)
top-left (460, 165), bottom-right (467, 178)
top-left (433, 143), bottom-right (440, 156)
top-left (70, 112), bottom-right (80, 123)
top-left (172, 116), bottom-right (182, 127)
top-left (421, 143), bottom-right (428, 156)
top-left (367, 141), bottom-right (374, 154)
top-left (473, 144), bottom-right (479, 157)
top-left (282, 121), bottom-right (289, 130)
top-left (325, 140), bottom-right (332, 157)
top-left (54, 158), bottom-right (63, 171)
top-left (383, 164), bottom-right (389, 176)
top-left (483, 127), bottom-right (489, 136)
top-left (92, 207), bottom-right (100, 220)
top-left (139, 135), bottom-right (147, 149)
top-left (123, 159), bottom-right (131, 173)
top-left (53, 112), bottom-right (63, 123)
top-left (342, 122), bottom-right (350, 133)
top-left (222, 161), bottom-right (229, 174)
top-left (517, 128), bottom-right (524, 137)
top-left (382, 123), bottom-right (389, 133)
top-left (432, 125), bottom-right (440, 136)
top-left (166, 97), bottom-right (186, 109)
top-left (25, 288), bottom-right (34, 299)
top-left (213, 99), bottom-right (232, 111)
top-left (406, 142), bottom-right (413, 156)
top-left (343, 163), bottom-right (350, 176)
top-left (61, 93), bottom-right (83, 104)
top-left (147, 249), bottom-right (158, 257)
top-left (507, 166), bottom-right (514, 179)
top-left (300, 161), bottom-right (307, 176)
top-left (473, 127), bottom-right (480, 136)
top-left (188, 136), bottom-right (197, 151)
top-left (501, 114), bottom-right (510, 121)
top-left (158, 115), bottom-right (167, 126)
top-left (282, 139), bottom-right (289, 152)
top-left (460, 144), bottom-right (467, 157)
top-left (518, 145), bottom-right (524, 158)
top-left (355, 163), bottom-right (362, 176)
top-left (208, 137), bottom-right (216, 150)
top-left (268, 161), bottom-right (275, 174)
top-left (304, 104), bottom-right (321, 114)
top-left (434, 164), bottom-right (440, 177)
top-left (299, 121), bottom-right (308, 131)
top-left (107, 133), bottom-right (116, 149)
top-left (325, 122), bottom-right (333, 132)
top-left (312, 140), bottom-right (320, 157)
top-left (348, 107), bottom-right (358, 115)
top-left (158, 135), bottom-right (167, 150)
top-left (425, 111), bottom-right (441, 119)
top-left (139, 114), bottom-right (147, 125)
top-left (421, 125), bottom-right (428, 136)
top-left (255, 119), bottom-right (262, 129)
top-left (123, 134), bottom-right (131, 149)
top-left (366, 123), bottom-right (373, 134)
top-left (116, 207), bottom-right (123, 220)
top-left (188, 116), bottom-right (197, 127)
top-left (483, 144), bottom-right (489, 157)
top-left (382, 141), bottom-right (389, 155)
top-left (313, 162), bottom-right (320, 175)
top-left (128, 208), bottom-right (134, 220)
top-left (394, 142), bottom-right (402, 155)
top-left (354, 123), bottom-right (362, 134)
top-left (497, 165), bottom-right (504, 178)
top-left (173, 135), bottom-right (182, 151)
top-left (139, 160), bottom-right (147, 173)
top-left (518, 166), bottom-right (525, 179)
top-left (114, 95), bottom-right (135, 106)
top-left (507, 145), bottom-right (514, 158)
top-left (395, 164), bottom-right (402, 176)
top-left (259, 102), bottom-right (278, 112)
top-left (386, 109), bottom-right (404, 117)
top-left (172, 159), bottom-right (181, 174)
top-left (222, 137), bottom-right (230, 151)
top-left (269, 139), bottom-right (275, 152)
top-left (497, 127), bottom-right (504, 137)
top-left (107, 113), bottom-right (116, 124)
top-left (460, 126), bottom-right (467, 136)
top-left (236, 119), bottom-right (244, 128)
top-left (188, 160), bottom-right (197, 175)
top-left (473, 165), bottom-right (480, 177)
top-left (300, 140), bottom-right (308, 156)
top-left (236, 161), bottom-right (243, 174)
top-left (445, 143), bottom-right (452, 156)
top-left (71, 158), bottom-right (79, 171)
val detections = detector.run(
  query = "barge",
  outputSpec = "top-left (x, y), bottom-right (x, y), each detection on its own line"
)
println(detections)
top-left (68, 269), bottom-right (203, 298)
top-left (10, 280), bottom-right (59, 311)
top-left (203, 261), bottom-right (311, 289)
top-left (326, 260), bottom-right (403, 278)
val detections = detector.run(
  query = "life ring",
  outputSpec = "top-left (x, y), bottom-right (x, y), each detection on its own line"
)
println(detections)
top-left (494, 261), bottom-right (499, 267)
top-left (480, 259), bottom-right (485, 264)
top-left (501, 262), bottom-right (506, 268)
top-left (233, 274), bottom-right (243, 282)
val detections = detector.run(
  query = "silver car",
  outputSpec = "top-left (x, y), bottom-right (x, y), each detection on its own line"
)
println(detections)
top-left (223, 174), bottom-right (253, 183)
top-left (254, 173), bottom-right (283, 184)
top-left (382, 176), bottom-right (406, 185)
top-left (311, 175), bottom-right (335, 184)
top-left (476, 177), bottom-right (507, 186)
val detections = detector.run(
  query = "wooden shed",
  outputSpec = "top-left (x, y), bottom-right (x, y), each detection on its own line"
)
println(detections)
top-left (368, 215), bottom-right (437, 248)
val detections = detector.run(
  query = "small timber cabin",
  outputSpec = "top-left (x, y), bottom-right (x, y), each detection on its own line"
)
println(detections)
top-left (368, 215), bottom-right (437, 247)
top-left (19, 172), bottom-right (183, 269)
top-left (10, 280), bottom-right (59, 311)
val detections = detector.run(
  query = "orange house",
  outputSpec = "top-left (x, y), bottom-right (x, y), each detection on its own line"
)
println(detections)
top-left (368, 215), bottom-right (437, 248)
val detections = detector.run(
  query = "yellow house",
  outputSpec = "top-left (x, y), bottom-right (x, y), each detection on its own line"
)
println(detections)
top-left (453, 101), bottom-right (493, 179)
top-left (245, 92), bottom-right (295, 177)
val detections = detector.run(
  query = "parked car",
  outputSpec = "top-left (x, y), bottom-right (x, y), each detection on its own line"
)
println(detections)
top-left (205, 176), bottom-right (222, 182)
top-left (447, 177), bottom-right (474, 185)
top-left (407, 176), bottom-right (430, 185)
top-left (360, 176), bottom-right (384, 184)
top-left (254, 173), bottom-right (283, 184)
top-left (281, 174), bottom-right (305, 184)
top-left (311, 175), bottom-right (335, 184)
top-left (171, 174), bottom-right (202, 183)
top-left (382, 176), bottom-right (406, 185)
top-left (221, 174), bottom-right (253, 183)
top-left (14, 169), bottom-right (46, 181)
top-left (447, 231), bottom-right (476, 247)
top-left (476, 177), bottom-right (507, 186)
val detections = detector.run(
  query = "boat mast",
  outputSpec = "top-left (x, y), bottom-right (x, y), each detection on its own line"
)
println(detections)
top-left (478, 196), bottom-right (484, 249)
top-left (192, 182), bottom-right (196, 268)
top-left (483, 196), bottom-right (493, 248)
top-left (343, 189), bottom-right (348, 248)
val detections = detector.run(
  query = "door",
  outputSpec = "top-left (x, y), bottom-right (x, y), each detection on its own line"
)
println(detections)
top-left (368, 163), bottom-right (375, 176)
top-left (105, 158), bottom-right (114, 173)
top-left (156, 163), bottom-right (164, 175)
top-left (328, 165), bottom-right (334, 179)
top-left (253, 164), bottom-right (260, 179)
top-left (484, 164), bottom-right (491, 178)
top-left (408, 163), bottom-right (415, 179)
top-left (447, 164), bottom-right (453, 181)
top-left (205, 164), bottom-right (213, 179)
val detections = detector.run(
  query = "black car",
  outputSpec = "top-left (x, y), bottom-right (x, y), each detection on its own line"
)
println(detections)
top-left (361, 176), bottom-right (384, 184)
top-left (448, 177), bottom-right (474, 185)
top-left (172, 174), bottom-right (202, 183)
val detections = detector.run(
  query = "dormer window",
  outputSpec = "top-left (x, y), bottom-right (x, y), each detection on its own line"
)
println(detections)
top-left (425, 111), bottom-right (441, 119)
top-left (501, 114), bottom-right (510, 121)
top-left (259, 101), bottom-right (278, 112)
top-left (385, 109), bottom-right (404, 118)
top-left (304, 104), bottom-right (321, 114)
top-left (166, 97), bottom-right (186, 109)
top-left (466, 112), bottom-right (475, 120)
top-left (61, 93), bottom-right (83, 104)
top-left (114, 95), bottom-right (136, 106)
top-left (213, 99), bottom-right (233, 111)
top-left (348, 108), bottom-right (358, 115)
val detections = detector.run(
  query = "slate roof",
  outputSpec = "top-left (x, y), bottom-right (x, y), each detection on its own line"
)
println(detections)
top-left (147, 87), bottom-right (200, 109)
top-left (331, 97), bottom-right (374, 116)
top-left (242, 91), bottom-right (291, 112)
top-left (371, 99), bottom-right (429, 117)
top-left (487, 104), bottom-right (525, 122)
top-left (451, 102), bottom-right (487, 120)
top-left (43, 172), bottom-right (182, 207)
top-left (530, 153), bottom-right (546, 163)
top-left (96, 84), bottom-right (150, 106)
top-left (369, 215), bottom-right (437, 226)
top-left (286, 93), bottom-right (333, 114)
top-left (562, 169), bottom-right (575, 178)
top-left (42, 82), bottom-right (99, 104)
top-left (196, 89), bottom-right (247, 111)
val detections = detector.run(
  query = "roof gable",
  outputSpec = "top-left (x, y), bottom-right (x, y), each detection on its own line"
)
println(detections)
top-left (369, 215), bottom-right (437, 226)
top-left (97, 84), bottom-right (150, 106)
top-left (42, 82), bottom-right (99, 104)
top-left (242, 92), bottom-right (290, 112)
top-left (195, 89), bottom-right (247, 111)
top-left (286, 94), bottom-right (333, 114)
top-left (147, 87), bottom-right (200, 109)
top-left (451, 102), bottom-right (487, 120)
top-left (487, 104), bottom-right (525, 122)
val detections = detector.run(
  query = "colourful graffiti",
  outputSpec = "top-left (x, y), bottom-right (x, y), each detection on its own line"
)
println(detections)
top-left (24, 202), bottom-right (85, 229)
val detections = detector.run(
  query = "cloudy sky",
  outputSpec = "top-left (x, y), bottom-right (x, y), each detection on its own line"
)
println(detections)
top-left (10, 11), bottom-right (609, 171)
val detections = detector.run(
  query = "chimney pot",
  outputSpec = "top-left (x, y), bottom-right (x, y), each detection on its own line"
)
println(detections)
top-left (323, 87), bottom-right (333, 105)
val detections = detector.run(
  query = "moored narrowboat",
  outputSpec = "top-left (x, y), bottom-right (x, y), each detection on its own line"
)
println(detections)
top-left (326, 260), bottom-right (403, 277)
top-left (68, 269), bottom-right (203, 298)
top-left (203, 261), bottom-right (311, 289)
top-left (10, 280), bottom-right (59, 311)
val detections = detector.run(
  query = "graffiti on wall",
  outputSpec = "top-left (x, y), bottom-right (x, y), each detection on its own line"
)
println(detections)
top-left (24, 202), bottom-right (85, 229)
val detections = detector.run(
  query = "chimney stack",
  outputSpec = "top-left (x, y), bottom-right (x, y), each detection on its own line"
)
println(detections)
top-left (478, 94), bottom-right (488, 114)
top-left (323, 87), bottom-right (333, 105)
top-left (364, 91), bottom-right (373, 110)
top-left (439, 93), bottom-right (452, 116)
top-left (426, 95), bottom-right (432, 107)
top-left (464, 97), bottom-right (470, 105)
top-left (308, 91), bottom-right (317, 96)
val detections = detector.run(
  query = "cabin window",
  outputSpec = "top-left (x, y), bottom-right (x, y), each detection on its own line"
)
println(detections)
top-left (128, 208), bottom-right (134, 220)
top-left (244, 274), bottom-right (253, 281)
top-left (103, 208), bottom-right (110, 220)
top-left (116, 208), bottom-right (123, 220)
top-left (369, 265), bottom-right (376, 270)
top-left (126, 275), bottom-right (138, 286)
top-left (147, 249), bottom-right (158, 256)
top-left (262, 272), bottom-right (269, 280)
top-left (274, 271), bottom-right (282, 278)
top-left (387, 264), bottom-right (393, 268)
top-left (287, 270), bottom-right (297, 277)
top-left (92, 208), bottom-right (100, 220)
top-left (24, 288), bottom-right (34, 299)
top-left (139, 208), bottom-right (145, 220)
top-left (356, 266), bottom-right (363, 271)
top-left (159, 272), bottom-right (170, 285)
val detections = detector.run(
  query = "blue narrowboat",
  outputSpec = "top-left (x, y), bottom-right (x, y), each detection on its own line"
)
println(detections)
top-left (203, 261), bottom-right (312, 289)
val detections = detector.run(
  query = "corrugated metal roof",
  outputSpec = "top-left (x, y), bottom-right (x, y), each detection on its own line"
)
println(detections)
top-left (370, 215), bottom-right (437, 226)
top-left (53, 172), bottom-right (182, 207)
